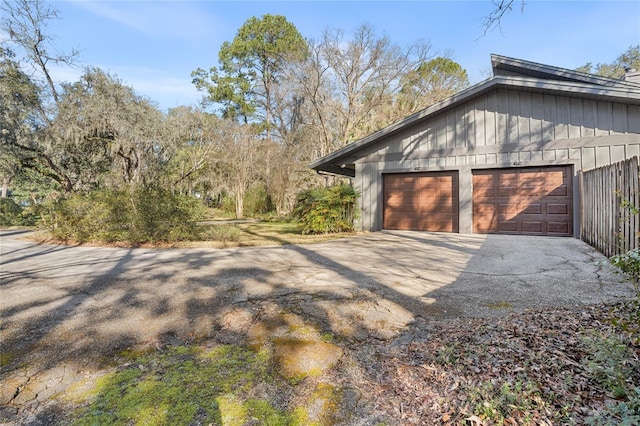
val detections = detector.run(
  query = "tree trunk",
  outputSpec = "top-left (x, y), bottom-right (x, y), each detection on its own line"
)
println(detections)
top-left (1, 176), bottom-right (10, 198)
top-left (235, 189), bottom-right (244, 219)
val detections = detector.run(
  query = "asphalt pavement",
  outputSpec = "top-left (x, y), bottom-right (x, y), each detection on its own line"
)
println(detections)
top-left (0, 230), bottom-right (634, 423)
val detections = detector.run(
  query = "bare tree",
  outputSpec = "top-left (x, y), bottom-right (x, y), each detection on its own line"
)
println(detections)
top-left (291, 24), bottom-right (433, 157)
top-left (215, 120), bottom-right (261, 219)
top-left (1, 0), bottom-right (79, 105)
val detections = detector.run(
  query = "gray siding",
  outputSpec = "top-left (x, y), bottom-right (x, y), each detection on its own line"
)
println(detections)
top-left (360, 90), bottom-right (640, 158)
top-left (353, 87), bottom-right (640, 233)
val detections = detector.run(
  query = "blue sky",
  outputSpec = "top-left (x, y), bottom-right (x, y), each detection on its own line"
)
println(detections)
top-left (18, 0), bottom-right (640, 111)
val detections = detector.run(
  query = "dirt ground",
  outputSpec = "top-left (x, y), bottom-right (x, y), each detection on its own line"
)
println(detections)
top-left (0, 230), bottom-right (635, 424)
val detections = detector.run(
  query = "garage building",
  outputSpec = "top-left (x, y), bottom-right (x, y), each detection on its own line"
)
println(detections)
top-left (310, 54), bottom-right (640, 237)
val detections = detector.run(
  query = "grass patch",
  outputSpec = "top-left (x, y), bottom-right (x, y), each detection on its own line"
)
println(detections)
top-left (0, 350), bottom-right (17, 369)
top-left (181, 221), bottom-right (354, 248)
top-left (32, 220), bottom-right (354, 249)
top-left (70, 345), bottom-right (293, 425)
top-left (487, 301), bottom-right (513, 309)
top-left (199, 224), bottom-right (242, 242)
top-left (236, 221), bottom-right (353, 246)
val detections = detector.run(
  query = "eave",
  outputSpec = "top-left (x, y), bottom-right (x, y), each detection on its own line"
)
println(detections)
top-left (491, 54), bottom-right (640, 90)
top-left (309, 74), bottom-right (640, 175)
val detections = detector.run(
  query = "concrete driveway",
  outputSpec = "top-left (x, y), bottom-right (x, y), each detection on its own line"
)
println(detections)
top-left (0, 230), bottom-right (634, 421)
top-left (1, 229), bottom-right (633, 343)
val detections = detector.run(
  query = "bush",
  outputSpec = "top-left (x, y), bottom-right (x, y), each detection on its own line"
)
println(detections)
top-left (610, 248), bottom-right (640, 293)
top-left (0, 198), bottom-right (37, 226)
top-left (584, 331), bottom-right (640, 424)
top-left (292, 184), bottom-right (359, 235)
top-left (609, 248), bottom-right (640, 344)
top-left (40, 186), bottom-right (206, 244)
top-left (244, 183), bottom-right (274, 217)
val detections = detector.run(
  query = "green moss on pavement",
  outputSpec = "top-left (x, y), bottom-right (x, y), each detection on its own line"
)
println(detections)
top-left (70, 345), bottom-right (289, 425)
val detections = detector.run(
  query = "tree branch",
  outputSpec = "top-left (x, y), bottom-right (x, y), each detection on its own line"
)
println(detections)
top-left (481, 0), bottom-right (525, 36)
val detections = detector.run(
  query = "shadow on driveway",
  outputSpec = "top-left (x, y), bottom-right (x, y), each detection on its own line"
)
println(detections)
top-left (0, 231), bottom-right (633, 422)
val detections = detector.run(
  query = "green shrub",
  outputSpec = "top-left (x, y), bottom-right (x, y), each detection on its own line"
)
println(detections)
top-left (40, 186), bottom-right (206, 244)
top-left (1, 198), bottom-right (23, 226)
top-left (584, 332), bottom-right (640, 424)
top-left (0, 198), bottom-right (37, 226)
top-left (292, 185), bottom-right (359, 235)
top-left (219, 194), bottom-right (236, 216)
top-left (610, 248), bottom-right (640, 293)
top-left (609, 249), bottom-right (640, 344)
top-left (244, 183), bottom-right (274, 217)
top-left (584, 332), bottom-right (639, 399)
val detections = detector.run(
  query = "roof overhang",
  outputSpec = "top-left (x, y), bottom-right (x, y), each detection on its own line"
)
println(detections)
top-left (309, 73), bottom-right (640, 176)
top-left (315, 163), bottom-right (355, 178)
top-left (491, 54), bottom-right (640, 90)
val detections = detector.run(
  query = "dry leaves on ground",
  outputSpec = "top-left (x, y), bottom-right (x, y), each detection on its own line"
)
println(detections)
top-left (354, 300), bottom-right (640, 425)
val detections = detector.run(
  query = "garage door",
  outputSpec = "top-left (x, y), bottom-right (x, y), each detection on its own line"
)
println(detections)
top-left (383, 171), bottom-right (459, 232)
top-left (473, 166), bottom-right (573, 236)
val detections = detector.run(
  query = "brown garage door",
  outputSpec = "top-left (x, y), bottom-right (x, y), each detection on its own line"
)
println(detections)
top-left (383, 171), bottom-right (459, 232)
top-left (473, 166), bottom-right (573, 236)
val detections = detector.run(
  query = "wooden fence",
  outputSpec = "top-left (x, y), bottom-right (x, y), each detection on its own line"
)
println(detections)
top-left (579, 156), bottom-right (640, 257)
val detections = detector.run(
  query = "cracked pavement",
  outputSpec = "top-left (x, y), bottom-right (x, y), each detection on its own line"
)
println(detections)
top-left (0, 230), bottom-right (634, 423)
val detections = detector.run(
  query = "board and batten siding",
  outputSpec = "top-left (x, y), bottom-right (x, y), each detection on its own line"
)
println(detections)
top-left (353, 87), bottom-right (640, 234)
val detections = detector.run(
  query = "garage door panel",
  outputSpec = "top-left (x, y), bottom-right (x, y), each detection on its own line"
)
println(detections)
top-left (548, 204), bottom-right (569, 215)
top-left (474, 203), bottom-right (497, 214)
top-left (414, 180), bottom-right (433, 190)
top-left (473, 177), bottom-right (496, 188)
top-left (497, 187), bottom-right (518, 197)
top-left (431, 203), bottom-right (454, 213)
top-left (475, 222), bottom-right (496, 232)
top-left (548, 185), bottom-right (569, 197)
top-left (384, 171), bottom-right (458, 232)
top-left (498, 203), bottom-right (521, 217)
top-left (385, 193), bottom-right (404, 206)
top-left (420, 217), bottom-right (456, 232)
top-left (385, 214), bottom-right (417, 229)
top-left (384, 180), bottom-right (405, 190)
top-left (473, 187), bottom-right (497, 198)
top-left (419, 189), bottom-right (438, 199)
top-left (522, 222), bottom-right (543, 233)
top-left (472, 166), bottom-right (573, 236)
top-left (499, 221), bottom-right (518, 232)
top-left (419, 203), bottom-right (439, 214)
top-left (521, 203), bottom-right (542, 215)
top-left (521, 181), bottom-right (548, 190)
top-left (400, 202), bottom-right (423, 213)
top-left (542, 176), bottom-right (565, 186)
top-left (548, 222), bottom-right (570, 234)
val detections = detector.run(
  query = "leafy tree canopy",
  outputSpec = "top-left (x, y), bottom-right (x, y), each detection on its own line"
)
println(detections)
top-left (192, 14), bottom-right (308, 125)
top-left (576, 45), bottom-right (640, 79)
top-left (398, 56), bottom-right (469, 115)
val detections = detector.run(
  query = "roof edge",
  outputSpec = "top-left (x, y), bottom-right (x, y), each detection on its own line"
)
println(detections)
top-left (309, 74), bottom-right (640, 171)
top-left (490, 54), bottom-right (640, 89)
